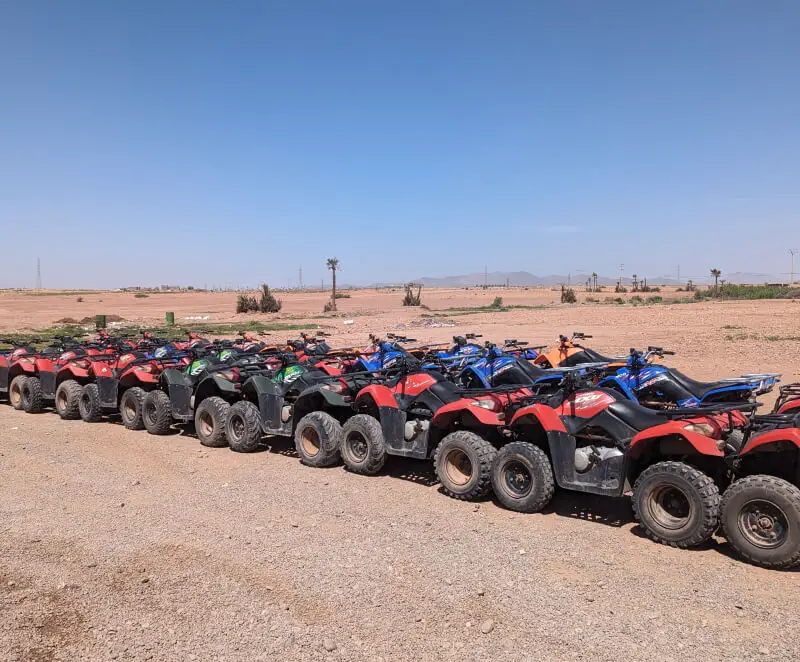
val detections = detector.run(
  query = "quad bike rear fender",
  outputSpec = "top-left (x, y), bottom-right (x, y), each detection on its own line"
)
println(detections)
top-left (628, 421), bottom-right (723, 458)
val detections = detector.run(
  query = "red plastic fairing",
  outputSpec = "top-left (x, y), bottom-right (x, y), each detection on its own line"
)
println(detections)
top-left (556, 391), bottom-right (617, 419)
top-left (629, 421), bottom-right (723, 457)
top-left (509, 404), bottom-right (567, 432)
top-left (778, 399), bottom-right (800, 415)
top-left (741, 428), bottom-right (800, 454)
top-left (392, 373), bottom-right (438, 397)
top-left (355, 384), bottom-right (398, 409)
top-left (432, 398), bottom-right (506, 428)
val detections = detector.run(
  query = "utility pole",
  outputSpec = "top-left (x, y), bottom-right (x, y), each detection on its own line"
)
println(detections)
top-left (36, 257), bottom-right (42, 290)
top-left (789, 250), bottom-right (798, 285)
top-left (484, 264), bottom-right (488, 288)
top-left (677, 264), bottom-right (680, 285)
top-left (298, 265), bottom-right (303, 290)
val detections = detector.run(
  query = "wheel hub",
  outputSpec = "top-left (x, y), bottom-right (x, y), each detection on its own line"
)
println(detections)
top-left (739, 500), bottom-right (788, 549)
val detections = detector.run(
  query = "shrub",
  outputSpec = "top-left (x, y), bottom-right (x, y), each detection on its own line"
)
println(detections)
top-left (646, 296), bottom-right (663, 304)
top-left (561, 287), bottom-right (577, 304)
top-left (258, 284), bottom-right (282, 313)
top-left (490, 296), bottom-right (504, 308)
top-left (585, 297), bottom-right (599, 303)
top-left (334, 292), bottom-right (351, 299)
top-left (322, 300), bottom-right (336, 313)
top-left (630, 295), bottom-right (644, 304)
top-left (615, 285), bottom-right (628, 293)
top-left (135, 293), bottom-right (149, 298)
top-left (402, 283), bottom-right (423, 307)
top-left (614, 297), bottom-right (625, 304)
top-left (694, 284), bottom-right (791, 301)
top-left (76, 296), bottom-right (84, 303)
top-left (236, 294), bottom-right (259, 313)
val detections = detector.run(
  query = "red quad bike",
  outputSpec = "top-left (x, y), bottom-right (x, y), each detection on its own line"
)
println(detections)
top-left (0, 339), bottom-right (39, 409)
top-left (341, 357), bottom-right (530, 492)
top-left (485, 368), bottom-right (757, 551)
top-left (716, 412), bottom-right (800, 568)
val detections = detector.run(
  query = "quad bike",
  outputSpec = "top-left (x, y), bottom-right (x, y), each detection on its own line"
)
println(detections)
top-left (0, 338), bottom-right (39, 407)
top-left (770, 383), bottom-right (800, 415)
top-left (596, 347), bottom-right (780, 409)
top-left (141, 349), bottom-right (285, 446)
top-left (716, 412), bottom-right (800, 568)
top-left (533, 333), bottom-right (627, 370)
top-left (223, 354), bottom-right (381, 466)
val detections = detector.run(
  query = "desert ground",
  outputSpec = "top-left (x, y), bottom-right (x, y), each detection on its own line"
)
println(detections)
top-left (2, 287), bottom-right (800, 661)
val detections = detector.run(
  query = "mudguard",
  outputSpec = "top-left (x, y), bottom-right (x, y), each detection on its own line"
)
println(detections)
top-left (119, 368), bottom-right (159, 387)
top-left (355, 385), bottom-right (398, 410)
top-left (97, 376), bottom-right (119, 409)
top-left (162, 369), bottom-right (193, 419)
top-left (508, 404), bottom-right (567, 432)
top-left (244, 375), bottom-right (291, 436)
top-left (10, 359), bottom-right (36, 376)
top-left (432, 398), bottom-right (505, 429)
top-left (544, 430), bottom-right (625, 496)
top-left (58, 364), bottom-right (90, 381)
top-left (628, 422), bottom-right (723, 457)
top-left (39, 370), bottom-right (56, 399)
top-left (777, 399), bottom-right (800, 415)
top-left (740, 428), bottom-right (800, 454)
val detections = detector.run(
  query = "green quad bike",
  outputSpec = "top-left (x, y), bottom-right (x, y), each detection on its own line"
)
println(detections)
top-left (223, 354), bottom-right (379, 467)
top-left (141, 347), bottom-right (272, 446)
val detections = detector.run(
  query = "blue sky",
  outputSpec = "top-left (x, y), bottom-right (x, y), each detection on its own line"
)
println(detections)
top-left (2, 1), bottom-right (799, 288)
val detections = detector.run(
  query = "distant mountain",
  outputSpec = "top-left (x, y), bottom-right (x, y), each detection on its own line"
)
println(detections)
top-left (415, 271), bottom-right (784, 288)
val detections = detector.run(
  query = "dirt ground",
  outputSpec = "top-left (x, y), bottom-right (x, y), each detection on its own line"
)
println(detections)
top-left (2, 289), bottom-right (800, 660)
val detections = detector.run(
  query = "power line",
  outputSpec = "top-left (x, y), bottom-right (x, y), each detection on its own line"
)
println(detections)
top-left (35, 257), bottom-right (42, 289)
top-left (789, 249), bottom-right (798, 285)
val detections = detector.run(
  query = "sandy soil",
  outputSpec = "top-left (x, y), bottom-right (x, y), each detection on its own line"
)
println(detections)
top-left (2, 289), bottom-right (800, 660)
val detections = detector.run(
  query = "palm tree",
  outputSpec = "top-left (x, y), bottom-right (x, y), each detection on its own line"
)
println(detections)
top-left (591, 272), bottom-right (598, 292)
top-left (710, 268), bottom-right (721, 292)
top-left (327, 257), bottom-right (339, 309)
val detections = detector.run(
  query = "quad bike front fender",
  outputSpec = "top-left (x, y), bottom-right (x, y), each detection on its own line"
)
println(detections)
top-left (629, 422), bottom-right (723, 458)
top-left (242, 375), bottom-right (289, 435)
top-left (355, 384), bottom-right (398, 410)
top-left (508, 404), bottom-right (567, 432)
top-left (777, 399), bottom-right (800, 415)
top-left (432, 398), bottom-right (505, 430)
top-left (740, 428), bottom-right (800, 454)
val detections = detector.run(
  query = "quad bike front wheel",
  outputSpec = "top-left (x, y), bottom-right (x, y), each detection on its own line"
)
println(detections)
top-left (119, 387), bottom-right (147, 430)
top-left (434, 431), bottom-right (497, 501)
top-left (294, 411), bottom-right (342, 468)
top-left (9, 375), bottom-right (27, 410)
top-left (21, 376), bottom-right (44, 413)
top-left (55, 380), bottom-right (82, 420)
top-left (340, 414), bottom-right (386, 475)
top-left (143, 390), bottom-right (173, 435)
top-left (226, 400), bottom-right (262, 453)
top-left (490, 442), bottom-right (555, 513)
top-left (721, 475), bottom-right (800, 569)
top-left (194, 396), bottom-right (230, 448)
top-left (632, 461), bottom-right (720, 548)
top-left (79, 383), bottom-right (103, 422)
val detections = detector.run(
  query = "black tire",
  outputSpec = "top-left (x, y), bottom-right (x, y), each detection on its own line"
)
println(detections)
top-left (294, 411), bottom-right (342, 467)
top-left (55, 380), bottom-right (81, 420)
top-left (195, 396), bottom-right (230, 448)
top-left (21, 376), bottom-right (44, 413)
top-left (143, 390), bottom-right (173, 435)
top-left (79, 383), bottom-right (103, 422)
top-left (434, 431), bottom-right (497, 501)
top-left (721, 475), bottom-right (800, 569)
top-left (632, 461), bottom-right (720, 548)
top-left (119, 387), bottom-right (147, 430)
top-left (340, 414), bottom-right (386, 475)
top-left (9, 375), bottom-right (28, 410)
top-left (491, 442), bottom-right (555, 513)
top-left (226, 400), bottom-right (262, 453)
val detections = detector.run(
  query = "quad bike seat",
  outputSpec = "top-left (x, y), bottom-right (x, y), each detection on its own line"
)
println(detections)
top-left (608, 400), bottom-right (669, 431)
top-left (670, 370), bottom-right (747, 401)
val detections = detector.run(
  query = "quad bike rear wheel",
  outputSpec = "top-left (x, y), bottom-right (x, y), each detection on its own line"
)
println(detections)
top-left (632, 461), bottom-right (720, 548)
top-left (143, 390), bottom-right (173, 435)
top-left (55, 380), bottom-right (82, 420)
top-left (294, 411), bottom-right (342, 468)
top-left (434, 431), bottom-right (497, 501)
top-left (21, 376), bottom-right (44, 413)
top-left (194, 396), bottom-right (230, 448)
top-left (491, 442), bottom-right (554, 513)
top-left (721, 475), bottom-right (800, 569)
top-left (340, 414), bottom-right (386, 475)
top-left (119, 387), bottom-right (147, 430)
top-left (9, 375), bottom-right (27, 410)
top-left (226, 400), bottom-right (262, 453)
top-left (79, 383), bottom-right (103, 422)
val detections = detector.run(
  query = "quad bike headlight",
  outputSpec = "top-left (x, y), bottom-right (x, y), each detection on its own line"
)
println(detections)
top-left (684, 423), bottom-right (716, 437)
top-left (470, 399), bottom-right (500, 412)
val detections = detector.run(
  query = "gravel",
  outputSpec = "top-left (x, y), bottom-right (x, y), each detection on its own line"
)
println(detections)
top-left (2, 406), bottom-right (799, 661)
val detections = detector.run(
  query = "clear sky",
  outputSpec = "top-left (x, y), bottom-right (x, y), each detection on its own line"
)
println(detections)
top-left (2, 1), bottom-right (799, 289)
